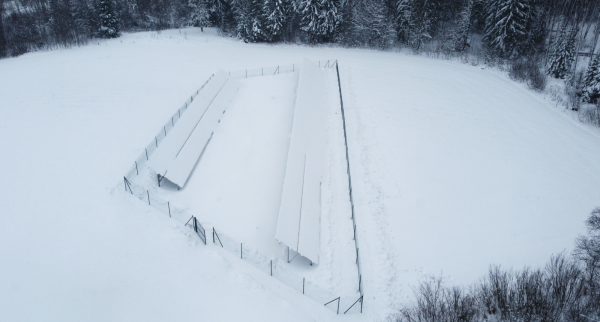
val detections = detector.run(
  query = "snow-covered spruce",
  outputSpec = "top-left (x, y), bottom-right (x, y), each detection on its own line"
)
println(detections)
top-left (547, 27), bottom-right (576, 79)
top-left (189, 0), bottom-right (211, 29)
top-left (97, 0), bottom-right (120, 39)
top-left (235, 0), bottom-right (268, 43)
top-left (583, 54), bottom-right (600, 104)
top-left (483, 0), bottom-right (530, 57)
top-left (263, 0), bottom-right (290, 42)
top-left (349, 0), bottom-right (396, 49)
top-left (296, 0), bottom-right (342, 42)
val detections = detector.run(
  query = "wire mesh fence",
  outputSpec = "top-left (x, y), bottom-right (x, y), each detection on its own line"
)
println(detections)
top-left (210, 226), bottom-right (361, 313)
top-left (121, 61), bottom-right (362, 314)
top-left (227, 60), bottom-right (337, 79)
top-left (335, 60), bottom-right (364, 300)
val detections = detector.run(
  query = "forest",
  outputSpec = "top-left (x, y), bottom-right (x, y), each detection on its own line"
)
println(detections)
top-left (0, 0), bottom-right (599, 111)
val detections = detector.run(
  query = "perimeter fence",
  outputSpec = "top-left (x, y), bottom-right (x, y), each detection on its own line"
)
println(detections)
top-left (334, 61), bottom-right (364, 304)
top-left (121, 61), bottom-right (363, 314)
top-left (228, 60), bottom-right (337, 79)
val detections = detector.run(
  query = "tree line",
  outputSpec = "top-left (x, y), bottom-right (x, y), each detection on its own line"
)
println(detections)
top-left (1, 0), bottom-right (600, 107)
top-left (397, 208), bottom-right (600, 322)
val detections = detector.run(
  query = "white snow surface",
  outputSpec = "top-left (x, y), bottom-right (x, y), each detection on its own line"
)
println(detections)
top-left (1, 27), bottom-right (600, 321)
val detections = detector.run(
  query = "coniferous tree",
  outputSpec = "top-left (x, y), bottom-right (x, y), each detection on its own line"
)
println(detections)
top-left (547, 27), bottom-right (576, 79)
top-left (209, 0), bottom-right (235, 33)
top-left (351, 0), bottom-right (396, 48)
top-left (235, 0), bottom-right (266, 42)
top-left (470, 0), bottom-right (486, 32)
top-left (263, 0), bottom-right (289, 42)
top-left (189, 0), bottom-right (210, 30)
top-left (97, 0), bottom-right (120, 38)
top-left (519, 5), bottom-right (546, 56)
top-left (583, 55), bottom-right (600, 104)
top-left (484, 0), bottom-right (530, 57)
top-left (49, 0), bottom-right (74, 45)
top-left (483, 0), bottom-right (499, 51)
top-left (296, 0), bottom-right (319, 40)
top-left (0, 0), bottom-right (7, 57)
top-left (319, 0), bottom-right (342, 41)
top-left (407, 0), bottom-right (433, 50)
top-left (395, 0), bottom-right (412, 43)
top-left (449, 0), bottom-right (472, 52)
top-left (250, 0), bottom-right (267, 41)
top-left (297, 0), bottom-right (342, 42)
top-left (71, 0), bottom-right (93, 41)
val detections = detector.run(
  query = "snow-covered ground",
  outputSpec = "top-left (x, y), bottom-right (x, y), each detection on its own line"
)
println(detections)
top-left (1, 27), bottom-right (600, 321)
top-left (133, 69), bottom-right (360, 299)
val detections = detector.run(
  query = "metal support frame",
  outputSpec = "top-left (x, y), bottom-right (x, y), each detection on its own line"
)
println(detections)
top-left (124, 177), bottom-right (133, 194)
top-left (287, 246), bottom-right (299, 263)
top-left (344, 296), bottom-right (363, 314)
top-left (324, 297), bottom-right (340, 314)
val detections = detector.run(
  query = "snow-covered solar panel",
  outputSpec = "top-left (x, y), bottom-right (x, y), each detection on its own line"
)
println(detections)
top-left (164, 78), bottom-right (240, 187)
top-left (146, 96), bottom-right (211, 176)
top-left (147, 70), bottom-right (238, 187)
top-left (198, 70), bottom-right (230, 101)
top-left (275, 58), bottom-right (326, 264)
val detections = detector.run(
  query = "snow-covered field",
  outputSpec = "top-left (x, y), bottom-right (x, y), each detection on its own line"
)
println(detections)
top-left (1, 27), bottom-right (600, 321)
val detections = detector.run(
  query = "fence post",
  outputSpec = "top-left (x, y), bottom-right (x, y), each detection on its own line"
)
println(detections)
top-left (145, 148), bottom-right (148, 160)
top-left (135, 161), bottom-right (138, 175)
top-left (147, 190), bottom-right (150, 205)
top-left (155, 137), bottom-right (157, 147)
top-left (303, 278), bottom-right (305, 294)
top-left (359, 275), bottom-right (361, 293)
top-left (270, 260), bottom-right (272, 276)
top-left (168, 202), bottom-right (171, 217)
top-left (164, 126), bottom-right (166, 136)
top-left (240, 243), bottom-right (242, 259)
top-left (213, 228), bottom-right (223, 247)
